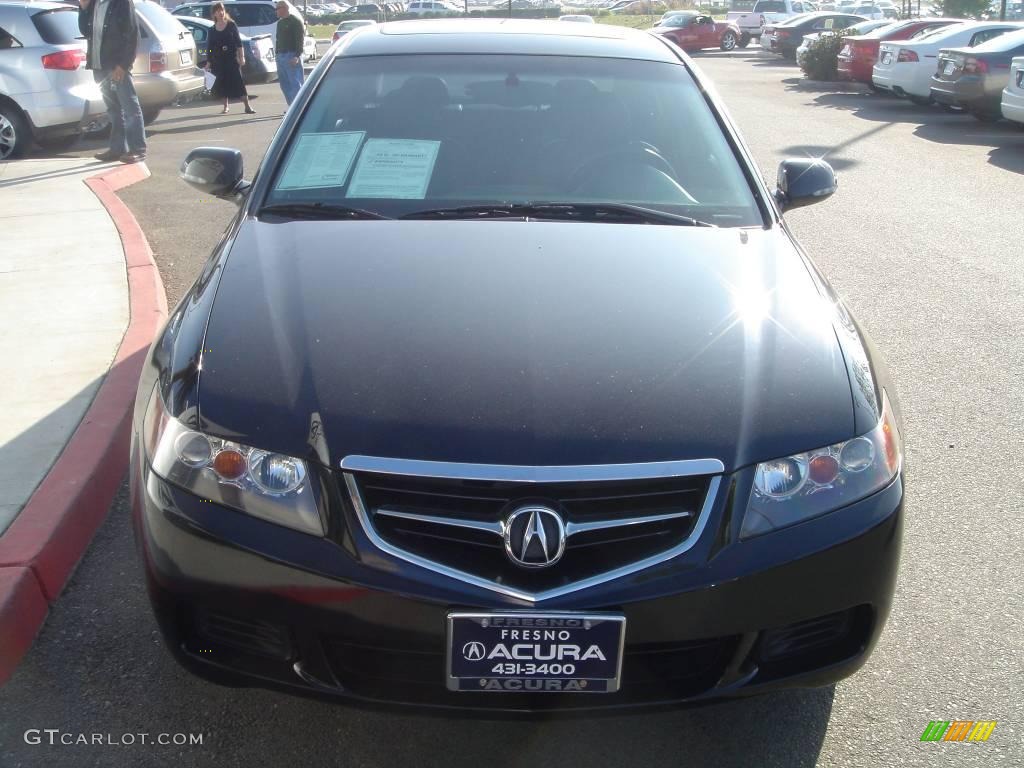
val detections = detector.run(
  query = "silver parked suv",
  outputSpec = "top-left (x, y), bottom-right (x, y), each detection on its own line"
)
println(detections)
top-left (0, 1), bottom-right (106, 159)
top-left (132, 0), bottom-right (203, 124)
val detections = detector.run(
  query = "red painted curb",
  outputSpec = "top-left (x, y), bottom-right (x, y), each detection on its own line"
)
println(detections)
top-left (0, 161), bottom-right (167, 685)
top-left (0, 568), bottom-right (48, 679)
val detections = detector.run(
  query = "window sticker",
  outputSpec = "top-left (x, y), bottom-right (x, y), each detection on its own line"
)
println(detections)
top-left (346, 139), bottom-right (441, 199)
top-left (277, 131), bottom-right (366, 190)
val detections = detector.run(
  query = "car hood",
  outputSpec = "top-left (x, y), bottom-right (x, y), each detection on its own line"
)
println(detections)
top-left (197, 221), bottom-right (856, 472)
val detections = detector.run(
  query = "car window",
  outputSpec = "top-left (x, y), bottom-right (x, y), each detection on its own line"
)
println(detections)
top-left (29, 7), bottom-right (85, 44)
top-left (266, 54), bottom-right (763, 226)
top-left (969, 28), bottom-right (1010, 47)
top-left (187, 23), bottom-right (208, 41)
top-left (0, 26), bottom-right (22, 49)
top-left (136, 2), bottom-right (188, 38)
top-left (911, 23), bottom-right (947, 38)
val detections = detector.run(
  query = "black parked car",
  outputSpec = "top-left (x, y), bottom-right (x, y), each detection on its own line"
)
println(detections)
top-left (176, 15), bottom-right (277, 84)
top-left (132, 20), bottom-right (904, 712)
top-left (770, 11), bottom-right (866, 59)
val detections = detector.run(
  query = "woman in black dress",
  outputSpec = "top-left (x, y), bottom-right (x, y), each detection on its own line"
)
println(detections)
top-left (205, 2), bottom-right (255, 115)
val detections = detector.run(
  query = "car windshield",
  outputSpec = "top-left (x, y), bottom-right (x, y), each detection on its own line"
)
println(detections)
top-left (264, 54), bottom-right (763, 226)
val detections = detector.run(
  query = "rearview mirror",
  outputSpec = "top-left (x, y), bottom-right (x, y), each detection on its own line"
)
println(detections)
top-left (180, 147), bottom-right (249, 203)
top-left (774, 158), bottom-right (837, 212)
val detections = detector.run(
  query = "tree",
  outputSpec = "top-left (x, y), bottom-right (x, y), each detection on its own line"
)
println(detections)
top-left (941, 0), bottom-right (991, 18)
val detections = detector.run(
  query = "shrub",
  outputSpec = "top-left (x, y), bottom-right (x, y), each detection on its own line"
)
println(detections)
top-left (799, 28), bottom-right (850, 81)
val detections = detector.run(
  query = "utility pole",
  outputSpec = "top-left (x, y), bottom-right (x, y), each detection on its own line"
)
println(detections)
top-left (1000, 0), bottom-right (1007, 19)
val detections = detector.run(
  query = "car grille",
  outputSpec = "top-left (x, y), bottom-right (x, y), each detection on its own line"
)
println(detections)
top-left (323, 634), bottom-right (739, 708)
top-left (341, 460), bottom-right (720, 600)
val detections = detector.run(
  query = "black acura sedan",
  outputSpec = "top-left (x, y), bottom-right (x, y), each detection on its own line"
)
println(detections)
top-left (130, 19), bottom-right (904, 712)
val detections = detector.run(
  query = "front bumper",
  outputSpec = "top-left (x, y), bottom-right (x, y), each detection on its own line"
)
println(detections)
top-left (1003, 86), bottom-right (1024, 124)
top-left (133, 457), bottom-right (903, 713)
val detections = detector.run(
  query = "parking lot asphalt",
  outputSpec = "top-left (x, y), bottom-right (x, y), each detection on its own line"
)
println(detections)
top-left (1, 50), bottom-right (1022, 768)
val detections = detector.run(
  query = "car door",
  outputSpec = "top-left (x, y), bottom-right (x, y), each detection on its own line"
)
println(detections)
top-left (674, 16), bottom-right (700, 48)
top-left (695, 16), bottom-right (718, 47)
top-left (181, 20), bottom-right (210, 65)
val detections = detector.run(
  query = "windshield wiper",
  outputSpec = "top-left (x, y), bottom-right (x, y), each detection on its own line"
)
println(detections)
top-left (259, 202), bottom-right (391, 220)
top-left (399, 202), bottom-right (715, 227)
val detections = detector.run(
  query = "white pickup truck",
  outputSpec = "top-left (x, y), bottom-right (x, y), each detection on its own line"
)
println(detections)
top-left (726, 0), bottom-right (817, 42)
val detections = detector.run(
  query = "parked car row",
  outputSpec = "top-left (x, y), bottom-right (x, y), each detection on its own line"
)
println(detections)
top-left (0, 0), bottom-right (203, 160)
top-left (171, 1), bottom-right (317, 62)
top-left (175, 15), bottom-right (277, 83)
top-left (795, 17), bottom-right (890, 65)
top-left (753, 14), bottom-right (1024, 126)
top-left (760, 11), bottom-right (868, 59)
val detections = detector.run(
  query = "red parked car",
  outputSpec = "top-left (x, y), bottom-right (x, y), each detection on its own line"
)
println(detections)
top-left (651, 11), bottom-right (746, 52)
top-left (837, 17), bottom-right (959, 87)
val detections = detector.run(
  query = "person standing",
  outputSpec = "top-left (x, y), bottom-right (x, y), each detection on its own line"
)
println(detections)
top-left (274, 1), bottom-right (304, 107)
top-left (206, 2), bottom-right (255, 115)
top-left (78, 0), bottom-right (146, 163)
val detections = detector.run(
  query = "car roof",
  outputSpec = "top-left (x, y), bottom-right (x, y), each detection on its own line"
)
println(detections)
top-left (176, 14), bottom-right (215, 25)
top-left (0, 0), bottom-right (76, 9)
top-left (334, 19), bottom-right (680, 62)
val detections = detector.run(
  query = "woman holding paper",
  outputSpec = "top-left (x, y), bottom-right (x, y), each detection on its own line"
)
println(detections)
top-left (205, 2), bottom-right (256, 115)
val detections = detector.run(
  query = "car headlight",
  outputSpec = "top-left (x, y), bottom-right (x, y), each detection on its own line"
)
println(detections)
top-left (741, 391), bottom-right (902, 539)
top-left (143, 388), bottom-right (324, 536)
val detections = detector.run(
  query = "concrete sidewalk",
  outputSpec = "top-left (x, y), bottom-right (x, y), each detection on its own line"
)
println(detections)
top-left (0, 159), bottom-right (129, 533)
top-left (0, 157), bottom-right (166, 683)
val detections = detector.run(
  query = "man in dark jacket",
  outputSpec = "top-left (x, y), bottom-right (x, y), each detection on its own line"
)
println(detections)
top-left (79, 0), bottom-right (147, 163)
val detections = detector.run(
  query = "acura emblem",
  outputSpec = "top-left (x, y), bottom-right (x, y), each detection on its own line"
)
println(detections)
top-left (462, 642), bottom-right (486, 661)
top-left (503, 506), bottom-right (566, 569)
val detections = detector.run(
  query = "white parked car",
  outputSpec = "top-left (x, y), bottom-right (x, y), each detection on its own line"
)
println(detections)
top-left (332, 18), bottom-right (376, 40)
top-left (0, 1), bottom-right (106, 159)
top-left (406, 0), bottom-right (459, 12)
top-left (872, 21), bottom-right (1024, 103)
top-left (1002, 54), bottom-right (1024, 123)
top-left (729, 0), bottom-right (818, 41)
top-left (559, 13), bottom-right (596, 21)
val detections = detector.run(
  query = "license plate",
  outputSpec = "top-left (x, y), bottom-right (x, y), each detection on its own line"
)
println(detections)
top-left (942, 60), bottom-right (955, 76)
top-left (180, 49), bottom-right (192, 66)
top-left (1017, 69), bottom-right (1023, 88)
top-left (881, 50), bottom-right (892, 64)
top-left (446, 612), bottom-right (625, 693)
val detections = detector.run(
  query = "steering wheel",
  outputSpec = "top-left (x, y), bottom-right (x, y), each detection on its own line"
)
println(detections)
top-left (567, 142), bottom-right (679, 194)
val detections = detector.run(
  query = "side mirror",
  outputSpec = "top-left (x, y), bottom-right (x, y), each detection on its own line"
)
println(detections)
top-left (180, 147), bottom-right (249, 203)
top-left (774, 158), bottom-right (837, 212)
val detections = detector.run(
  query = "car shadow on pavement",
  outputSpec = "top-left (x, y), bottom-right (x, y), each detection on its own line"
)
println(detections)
top-left (912, 122), bottom-right (1024, 175)
top-left (147, 115), bottom-right (282, 137)
top-left (745, 56), bottom-right (799, 68)
top-left (807, 92), bottom-right (955, 126)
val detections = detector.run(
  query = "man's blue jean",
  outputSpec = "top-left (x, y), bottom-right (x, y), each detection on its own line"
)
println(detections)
top-left (276, 54), bottom-right (304, 105)
top-left (98, 70), bottom-right (146, 154)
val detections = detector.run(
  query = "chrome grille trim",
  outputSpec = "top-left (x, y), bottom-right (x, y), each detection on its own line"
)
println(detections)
top-left (565, 510), bottom-right (692, 536)
top-left (374, 508), bottom-right (505, 535)
top-left (340, 455), bottom-right (725, 483)
top-left (343, 463), bottom-right (723, 604)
